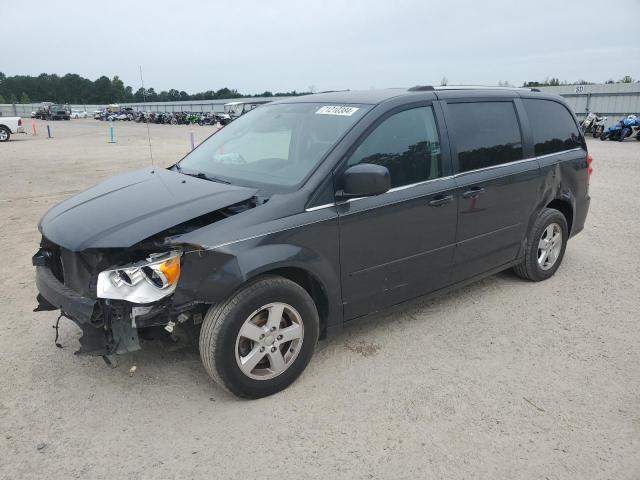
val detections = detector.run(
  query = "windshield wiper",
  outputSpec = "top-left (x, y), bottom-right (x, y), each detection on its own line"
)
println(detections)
top-left (174, 164), bottom-right (230, 184)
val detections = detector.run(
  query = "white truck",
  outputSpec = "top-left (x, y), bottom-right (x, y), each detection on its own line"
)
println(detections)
top-left (0, 117), bottom-right (25, 142)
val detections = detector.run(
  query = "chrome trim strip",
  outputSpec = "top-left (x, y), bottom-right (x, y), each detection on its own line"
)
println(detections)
top-left (214, 148), bottom-right (586, 244)
top-left (305, 203), bottom-right (335, 212)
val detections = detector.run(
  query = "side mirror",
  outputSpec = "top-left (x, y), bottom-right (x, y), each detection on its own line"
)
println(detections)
top-left (337, 163), bottom-right (391, 199)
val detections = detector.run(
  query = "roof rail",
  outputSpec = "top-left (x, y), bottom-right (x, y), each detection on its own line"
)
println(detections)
top-left (408, 85), bottom-right (435, 92)
top-left (434, 85), bottom-right (541, 92)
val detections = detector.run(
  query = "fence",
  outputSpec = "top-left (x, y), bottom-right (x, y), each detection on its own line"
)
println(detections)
top-left (2, 85), bottom-right (639, 126)
top-left (0, 96), bottom-right (290, 118)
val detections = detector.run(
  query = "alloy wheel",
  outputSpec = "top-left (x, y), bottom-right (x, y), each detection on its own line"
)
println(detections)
top-left (537, 223), bottom-right (562, 270)
top-left (234, 302), bottom-right (304, 380)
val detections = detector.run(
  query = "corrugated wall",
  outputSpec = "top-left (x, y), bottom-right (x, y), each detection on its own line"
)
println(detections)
top-left (536, 83), bottom-right (640, 127)
top-left (0, 96), bottom-right (292, 118)
top-left (1, 85), bottom-right (638, 126)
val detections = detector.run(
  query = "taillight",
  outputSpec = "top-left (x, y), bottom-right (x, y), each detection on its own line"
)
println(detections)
top-left (586, 153), bottom-right (593, 179)
top-left (18, 118), bottom-right (22, 126)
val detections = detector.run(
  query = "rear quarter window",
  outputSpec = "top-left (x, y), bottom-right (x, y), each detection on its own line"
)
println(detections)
top-left (522, 99), bottom-right (583, 156)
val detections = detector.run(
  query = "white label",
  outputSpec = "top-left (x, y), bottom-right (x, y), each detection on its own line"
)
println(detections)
top-left (574, 85), bottom-right (586, 94)
top-left (316, 105), bottom-right (360, 116)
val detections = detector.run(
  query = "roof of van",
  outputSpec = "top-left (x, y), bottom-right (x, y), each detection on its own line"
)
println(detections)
top-left (272, 86), bottom-right (550, 105)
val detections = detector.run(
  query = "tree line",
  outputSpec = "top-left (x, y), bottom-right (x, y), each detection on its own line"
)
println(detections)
top-left (522, 75), bottom-right (636, 87)
top-left (0, 72), bottom-right (307, 104)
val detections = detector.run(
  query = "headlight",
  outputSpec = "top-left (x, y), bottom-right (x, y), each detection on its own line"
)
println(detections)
top-left (97, 252), bottom-right (181, 303)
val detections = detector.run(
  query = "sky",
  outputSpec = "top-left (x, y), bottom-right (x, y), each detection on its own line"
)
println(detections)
top-left (4, 0), bottom-right (640, 94)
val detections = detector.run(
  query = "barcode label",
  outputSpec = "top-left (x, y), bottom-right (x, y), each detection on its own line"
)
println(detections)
top-left (315, 106), bottom-right (360, 116)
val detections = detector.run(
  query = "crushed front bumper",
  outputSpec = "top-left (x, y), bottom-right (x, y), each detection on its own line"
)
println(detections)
top-left (34, 262), bottom-right (141, 356)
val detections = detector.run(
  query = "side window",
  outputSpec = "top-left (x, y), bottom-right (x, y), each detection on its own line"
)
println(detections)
top-left (448, 101), bottom-right (523, 173)
top-left (522, 99), bottom-right (582, 156)
top-left (347, 106), bottom-right (442, 188)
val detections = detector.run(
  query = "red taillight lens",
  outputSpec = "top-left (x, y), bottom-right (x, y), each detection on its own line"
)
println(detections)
top-left (586, 153), bottom-right (593, 179)
top-left (18, 118), bottom-right (22, 126)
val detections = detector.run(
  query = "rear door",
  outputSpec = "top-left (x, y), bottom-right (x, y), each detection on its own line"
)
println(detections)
top-left (443, 99), bottom-right (540, 281)
top-left (336, 104), bottom-right (458, 320)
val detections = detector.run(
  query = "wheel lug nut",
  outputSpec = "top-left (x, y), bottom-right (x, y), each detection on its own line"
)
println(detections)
top-left (260, 346), bottom-right (265, 352)
top-left (259, 334), bottom-right (265, 339)
top-left (277, 335), bottom-right (283, 340)
top-left (271, 346), bottom-right (277, 353)
top-left (270, 326), bottom-right (276, 332)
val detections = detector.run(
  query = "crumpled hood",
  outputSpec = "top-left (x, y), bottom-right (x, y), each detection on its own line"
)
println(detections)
top-left (39, 167), bottom-right (257, 251)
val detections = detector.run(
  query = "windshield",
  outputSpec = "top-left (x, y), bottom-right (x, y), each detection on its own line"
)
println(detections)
top-left (177, 102), bottom-right (371, 191)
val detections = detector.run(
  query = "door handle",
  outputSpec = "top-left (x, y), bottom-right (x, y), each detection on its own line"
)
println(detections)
top-left (428, 194), bottom-right (454, 207)
top-left (462, 187), bottom-right (486, 199)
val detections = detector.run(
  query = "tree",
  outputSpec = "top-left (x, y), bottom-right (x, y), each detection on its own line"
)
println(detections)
top-left (124, 86), bottom-right (133, 102)
top-left (620, 75), bottom-right (633, 83)
top-left (440, 76), bottom-right (448, 86)
top-left (0, 94), bottom-right (6, 103)
top-left (111, 76), bottom-right (126, 102)
top-left (19, 92), bottom-right (30, 103)
top-left (92, 76), bottom-right (113, 103)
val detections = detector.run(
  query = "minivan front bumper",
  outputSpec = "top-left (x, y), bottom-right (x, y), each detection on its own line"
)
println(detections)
top-left (35, 266), bottom-right (97, 323)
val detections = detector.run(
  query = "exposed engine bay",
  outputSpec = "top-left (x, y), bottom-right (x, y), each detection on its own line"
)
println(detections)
top-left (33, 169), bottom-right (260, 361)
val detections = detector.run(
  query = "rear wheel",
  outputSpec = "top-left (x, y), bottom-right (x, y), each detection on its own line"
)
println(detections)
top-left (199, 276), bottom-right (319, 398)
top-left (0, 127), bottom-right (10, 142)
top-left (513, 208), bottom-right (568, 281)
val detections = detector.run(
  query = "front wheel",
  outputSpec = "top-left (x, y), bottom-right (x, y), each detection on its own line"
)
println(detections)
top-left (513, 208), bottom-right (568, 282)
top-left (600, 132), bottom-right (610, 141)
top-left (199, 276), bottom-right (319, 398)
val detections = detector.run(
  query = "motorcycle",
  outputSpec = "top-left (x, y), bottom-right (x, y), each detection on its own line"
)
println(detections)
top-left (581, 112), bottom-right (608, 137)
top-left (600, 115), bottom-right (640, 142)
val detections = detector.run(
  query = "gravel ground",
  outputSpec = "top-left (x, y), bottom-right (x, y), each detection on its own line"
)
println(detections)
top-left (0, 120), bottom-right (638, 480)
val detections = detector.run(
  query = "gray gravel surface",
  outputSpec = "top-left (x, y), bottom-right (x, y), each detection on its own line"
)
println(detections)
top-left (1, 120), bottom-right (638, 479)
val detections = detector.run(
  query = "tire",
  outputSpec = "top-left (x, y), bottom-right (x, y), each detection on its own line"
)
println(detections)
top-left (0, 127), bottom-right (10, 142)
top-left (600, 132), bottom-right (610, 141)
top-left (513, 208), bottom-right (568, 282)
top-left (199, 275), bottom-right (319, 398)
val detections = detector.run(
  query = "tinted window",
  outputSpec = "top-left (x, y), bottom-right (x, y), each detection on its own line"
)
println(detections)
top-left (448, 102), bottom-right (523, 173)
top-left (348, 106), bottom-right (442, 188)
top-left (523, 99), bottom-right (582, 156)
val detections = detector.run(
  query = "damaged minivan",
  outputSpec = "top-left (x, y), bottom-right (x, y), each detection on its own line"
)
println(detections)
top-left (34, 87), bottom-right (590, 398)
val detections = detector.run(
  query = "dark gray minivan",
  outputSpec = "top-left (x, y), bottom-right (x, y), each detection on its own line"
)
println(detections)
top-left (33, 86), bottom-right (591, 398)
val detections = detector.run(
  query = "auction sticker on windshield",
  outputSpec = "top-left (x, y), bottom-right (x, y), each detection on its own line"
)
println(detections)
top-left (316, 105), bottom-right (360, 116)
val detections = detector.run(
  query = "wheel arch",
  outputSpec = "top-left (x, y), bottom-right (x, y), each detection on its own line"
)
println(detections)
top-left (546, 198), bottom-right (574, 235)
top-left (258, 266), bottom-right (330, 339)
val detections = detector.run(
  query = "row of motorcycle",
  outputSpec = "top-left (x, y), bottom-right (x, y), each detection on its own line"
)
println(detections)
top-left (581, 113), bottom-right (640, 141)
top-left (94, 109), bottom-right (232, 126)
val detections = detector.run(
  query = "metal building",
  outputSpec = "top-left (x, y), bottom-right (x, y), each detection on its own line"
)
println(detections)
top-left (536, 83), bottom-right (640, 127)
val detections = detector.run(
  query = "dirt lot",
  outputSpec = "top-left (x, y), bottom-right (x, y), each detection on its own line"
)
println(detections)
top-left (1, 119), bottom-right (638, 480)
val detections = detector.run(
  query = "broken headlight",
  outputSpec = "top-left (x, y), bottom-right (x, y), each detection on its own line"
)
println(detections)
top-left (97, 252), bottom-right (181, 304)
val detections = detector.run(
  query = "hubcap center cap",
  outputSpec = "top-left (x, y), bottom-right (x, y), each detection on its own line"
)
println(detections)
top-left (264, 334), bottom-right (275, 346)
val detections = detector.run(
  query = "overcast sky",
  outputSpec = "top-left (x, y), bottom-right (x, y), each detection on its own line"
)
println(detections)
top-left (4, 0), bottom-right (640, 94)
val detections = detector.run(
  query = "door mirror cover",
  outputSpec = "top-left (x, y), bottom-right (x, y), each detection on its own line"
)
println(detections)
top-left (340, 164), bottom-right (391, 198)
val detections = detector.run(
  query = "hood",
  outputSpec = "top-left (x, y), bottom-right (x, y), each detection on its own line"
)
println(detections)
top-left (39, 168), bottom-right (257, 251)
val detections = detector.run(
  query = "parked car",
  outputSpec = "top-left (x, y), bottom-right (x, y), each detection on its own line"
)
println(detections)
top-left (46, 104), bottom-right (71, 120)
top-left (0, 116), bottom-right (25, 142)
top-left (71, 109), bottom-right (88, 119)
top-left (32, 87), bottom-right (591, 398)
